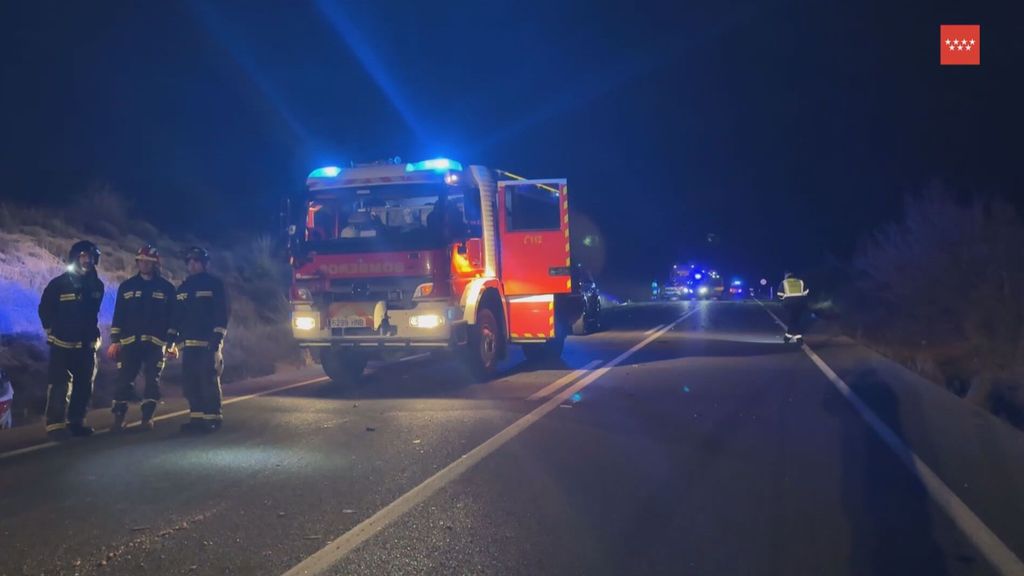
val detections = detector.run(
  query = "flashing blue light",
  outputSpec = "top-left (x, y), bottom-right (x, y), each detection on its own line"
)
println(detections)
top-left (694, 273), bottom-right (703, 280)
top-left (732, 280), bottom-right (743, 286)
top-left (309, 166), bottom-right (342, 178)
top-left (405, 158), bottom-right (463, 172)
top-left (571, 393), bottom-right (582, 403)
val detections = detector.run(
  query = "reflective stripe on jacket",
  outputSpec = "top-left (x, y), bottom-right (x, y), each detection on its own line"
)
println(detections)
top-left (776, 277), bottom-right (808, 299)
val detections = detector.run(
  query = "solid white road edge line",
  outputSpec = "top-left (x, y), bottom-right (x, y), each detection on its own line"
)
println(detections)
top-left (282, 307), bottom-right (701, 576)
top-left (0, 376), bottom-right (329, 461)
top-left (754, 298), bottom-right (1024, 575)
top-left (643, 323), bottom-right (666, 336)
top-left (526, 360), bottom-right (604, 401)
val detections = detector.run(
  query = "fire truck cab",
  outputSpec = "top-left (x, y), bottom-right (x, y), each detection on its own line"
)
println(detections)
top-left (287, 158), bottom-right (582, 384)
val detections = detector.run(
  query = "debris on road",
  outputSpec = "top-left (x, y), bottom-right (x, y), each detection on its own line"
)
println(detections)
top-left (130, 526), bottom-right (150, 532)
top-left (366, 426), bottom-right (376, 432)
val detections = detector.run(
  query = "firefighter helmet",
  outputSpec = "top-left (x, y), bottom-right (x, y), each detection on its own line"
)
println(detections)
top-left (184, 246), bottom-right (210, 264)
top-left (68, 240), bottom-right (101, 266)
top-left (135, 244), bottom-right (160, 263)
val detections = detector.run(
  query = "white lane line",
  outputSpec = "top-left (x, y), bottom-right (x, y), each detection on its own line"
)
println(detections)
top-left (526, 360), bottom-right (603, 401)
top-left (643, 323), bottom-right (666, 336)
top-left (754, 299), bottom-right (1024, 575)
top-left (282, 307), bottom-right (701, 576)
top-left (751, 296), bottom-right (787, 329)
top-left (0, 376), bottom-right (329, 461)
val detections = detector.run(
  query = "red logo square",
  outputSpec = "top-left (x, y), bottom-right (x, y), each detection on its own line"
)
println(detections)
top-left (940, 25), bottom-right (980, 66)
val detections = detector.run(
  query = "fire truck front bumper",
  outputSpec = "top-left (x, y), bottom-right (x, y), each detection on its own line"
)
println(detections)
top-left (291, 303), bottom-right (469, 349)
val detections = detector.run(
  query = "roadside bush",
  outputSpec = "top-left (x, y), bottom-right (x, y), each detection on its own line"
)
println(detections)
top-left (848, 189), bottom-right (1024, 417)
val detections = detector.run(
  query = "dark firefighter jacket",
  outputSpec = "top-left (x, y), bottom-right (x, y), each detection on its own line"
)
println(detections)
top-left (110, 273), bottom-right (176, 347)
top-left (170, 272), bottom-right (230, 348)
top-left (38, 271), bottom-right (105, 349)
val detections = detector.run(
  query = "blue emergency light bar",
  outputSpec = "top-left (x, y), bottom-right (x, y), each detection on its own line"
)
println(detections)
top-left (308, 166), bottom-right (342, 178)
top-left (405, 158), bottom-right (463, 172)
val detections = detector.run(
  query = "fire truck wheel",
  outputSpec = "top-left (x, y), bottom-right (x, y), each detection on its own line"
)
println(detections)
top-left (464, 307), bottom-right (503, 381)
top-left (321, 350), bottom-right (368, 386)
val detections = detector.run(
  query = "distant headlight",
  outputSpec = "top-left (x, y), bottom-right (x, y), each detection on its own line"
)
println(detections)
top-left (698, 287), bottom-right (709, 295)
top-left (409, 314), bottom-right (444, 329)
top-left (293, 316), bottom-right (317, 331)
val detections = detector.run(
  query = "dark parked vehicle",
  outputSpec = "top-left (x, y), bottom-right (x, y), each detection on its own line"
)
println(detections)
top-left (572, 266), bottom-right (602, 334)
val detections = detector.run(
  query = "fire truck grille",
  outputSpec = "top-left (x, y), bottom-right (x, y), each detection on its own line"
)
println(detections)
top-left (325, 277), bottom-right (430, 310)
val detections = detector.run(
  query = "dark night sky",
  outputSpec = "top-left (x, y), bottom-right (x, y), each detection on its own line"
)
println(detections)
top-left (1, 0), bottom-right (1022, 286)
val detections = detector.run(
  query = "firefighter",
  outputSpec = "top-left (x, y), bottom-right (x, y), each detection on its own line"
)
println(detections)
top-left (168, 247), bottom-right (230, 433)
top-left (777, 272), bottom-right (810, 343)
top-left (38, 240), bottom-right (105, 440)
top-left (107, 245), bottom-right (176, 432)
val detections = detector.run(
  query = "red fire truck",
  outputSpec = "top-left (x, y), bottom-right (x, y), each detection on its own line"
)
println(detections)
top-left (286, 158), bottom-right (584, 384)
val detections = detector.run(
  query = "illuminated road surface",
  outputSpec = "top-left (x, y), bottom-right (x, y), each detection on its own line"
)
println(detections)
top-left (2, 302), bottom-right (1023, 576)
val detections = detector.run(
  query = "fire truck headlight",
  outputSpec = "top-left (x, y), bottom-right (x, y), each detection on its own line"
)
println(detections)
top-left (409, 314), bottom-right (444, 329)
top-left (293, 316), bottom-right (317, 331)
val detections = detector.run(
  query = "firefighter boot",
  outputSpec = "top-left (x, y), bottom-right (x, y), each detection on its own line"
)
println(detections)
top-left (139, 400), bottom-right (157, 431)
top-left (111, 401), bottom-right (129, 433)
top-left (68, 421), bottom-right (95, 437)
top-left (180, 417), bottom-right (205, 434)
top-left (47, 426), bottom-right (71, 442)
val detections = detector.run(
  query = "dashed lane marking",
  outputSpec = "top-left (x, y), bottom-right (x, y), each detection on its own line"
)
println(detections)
top-left (526, 360), bottom-right (603, 401)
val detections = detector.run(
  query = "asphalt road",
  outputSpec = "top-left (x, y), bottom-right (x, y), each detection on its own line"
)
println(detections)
top-left (2, 301), bottom-right (1023, 576)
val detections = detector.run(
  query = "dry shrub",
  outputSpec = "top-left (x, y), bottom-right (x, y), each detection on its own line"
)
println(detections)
top-left (850, 189), bottom-right (1024, 414)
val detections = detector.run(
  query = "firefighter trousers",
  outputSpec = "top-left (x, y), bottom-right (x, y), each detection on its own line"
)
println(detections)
top-left (113, 343), bottom-right (166, 420)
top-left (783, 296), bottom-right (808, 335)
top-left (182, 346), bottom-right (223, 422)
top-left (45, 346), bottom-right (97, 429)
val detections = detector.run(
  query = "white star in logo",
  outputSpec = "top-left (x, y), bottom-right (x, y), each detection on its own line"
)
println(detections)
top-left (970, 38), bottom-right (975, 45)
top-left (966, 44), bottom-right (972, 51)
top-left (958, 44), bottom-right (963, 50)
top-left (945, 38), bottom-right (951, 45)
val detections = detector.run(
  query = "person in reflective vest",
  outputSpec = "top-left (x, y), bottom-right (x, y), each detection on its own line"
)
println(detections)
top-left (776, 272), bottom-right (809, 343)
top-left (38, 240), bottom-right (105, 440)
top-left (107, 245), bottom-right (176, 432)
top-left (167, 247), bottom-right (230, 434)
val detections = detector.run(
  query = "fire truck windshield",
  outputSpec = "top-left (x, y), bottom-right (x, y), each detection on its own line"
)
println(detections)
top-left (302, 183), bottom-right (482, 253)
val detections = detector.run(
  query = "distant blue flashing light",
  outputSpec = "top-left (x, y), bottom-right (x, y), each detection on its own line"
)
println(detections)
top-left (405, 158), bottom-right (463, 172)
top-left (732, 280), bottom-right (743, 286)
top-left (694, 273), bottom-right (703, 280)
top-left (308, 166), bottom-right (342, 178)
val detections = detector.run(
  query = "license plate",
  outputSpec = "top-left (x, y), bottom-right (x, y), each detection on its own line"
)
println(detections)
top-left (330, 317), bottom-right (367, 328)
